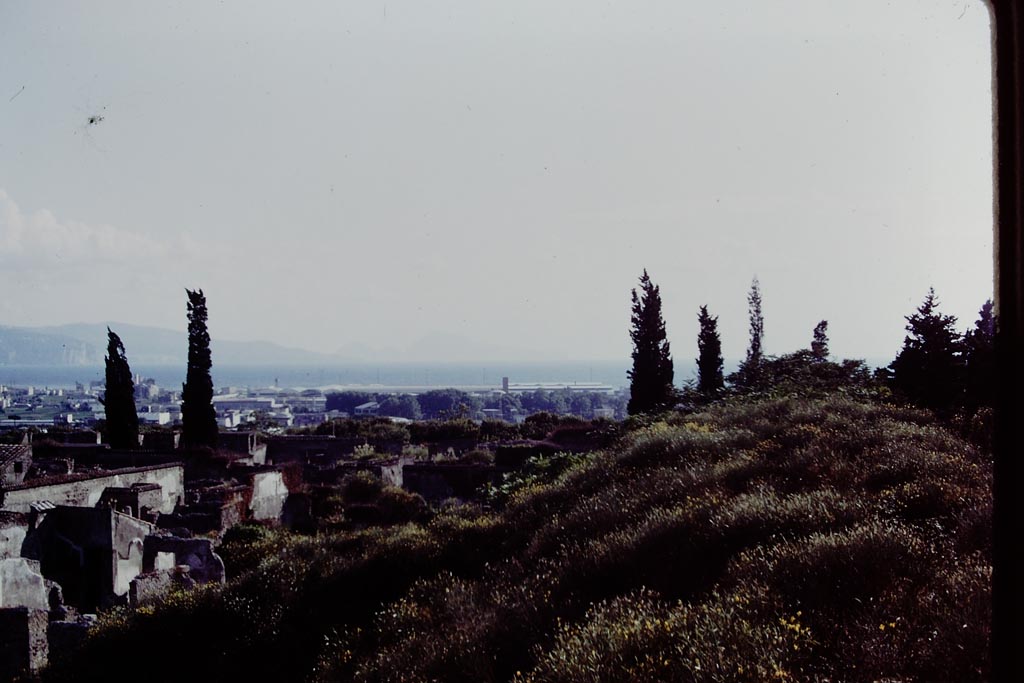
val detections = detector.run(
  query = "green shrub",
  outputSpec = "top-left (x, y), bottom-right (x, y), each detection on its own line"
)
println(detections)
top-left (459, 449), bottom-right (495, 465)
top-left (217, 523), bottom-right (289, 579)
top-left (376, 487), bottom-right (428, 525)
top-left (342, 470), bottom-right (385, 504)
top-left (408, 419), bottom-right (480, 443)
top-left (479, 419), bottom-right (522, 442)
top-left (737, 520), bottom-right (930, 610)
top-left (526, 588), bottom-right (806, 683)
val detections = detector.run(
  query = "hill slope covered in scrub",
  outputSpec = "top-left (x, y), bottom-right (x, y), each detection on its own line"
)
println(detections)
top-left (40, 395), bottom-right (991, 683)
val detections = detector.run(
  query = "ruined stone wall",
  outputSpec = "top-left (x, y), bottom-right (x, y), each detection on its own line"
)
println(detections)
top-left (0, 607), bottom-right (48, 679)
top-left (250, 443), bottom-right (268, 465)
top-left (334, 458), bottom-right (407, 488)
top-left (142, 536), bottom-right (225, 585)
top-left (1, 464), bottom-right (184, 514)
top-left (379, 458), bottom-right (409, 488)
top-left (0, 515), bottom-right (27, 560)
top-left (47, 616), bottom-right (96, 663)
top-left (266, 436), bottom-right (361, 465)
top-left (111, 513), bottom-right (151, 598)
top-left (426, 438), bottom-right (479, 457)
top-left (156, 505), bottom-right (232, 536)
top-left (249, 470), bottom-right (287, 521)
top-left (0, 558), bottom-right (49, 610)
top-left (21, 508), bottom-right (153, 611)
top-left (140, 432), bottom-right (179, 450)
top-left (401, 464), bottom-right (508, 503)
top-left (129, 569), bottom-right (174, 607)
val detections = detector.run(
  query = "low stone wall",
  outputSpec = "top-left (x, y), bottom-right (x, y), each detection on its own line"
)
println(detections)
top-left (426, 438), bottom-right (479, 457)
top-left (140, 432), bottom-right (179, 450)
top-left (129, 569), bottom-right (174, 607)
top-left (142, 536), bottom-right (225, 585)
top-left (129, 567), bottom-right (196, 608)
top-left (1, 464), bottom-right (184, 514)
top-left (266, 436), bottom-right (362, 465)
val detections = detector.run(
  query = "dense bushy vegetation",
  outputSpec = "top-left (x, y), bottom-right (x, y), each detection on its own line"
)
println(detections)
top-left (289, 413), bottom-right (618, 450)
top-left (322, 390), bottom-right (627, 423)
top-left (40, 391), bottom-right (990, 682)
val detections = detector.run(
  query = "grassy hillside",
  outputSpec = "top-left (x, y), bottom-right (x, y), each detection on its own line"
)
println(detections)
top-left (39, 394), bottom-right (990, 682)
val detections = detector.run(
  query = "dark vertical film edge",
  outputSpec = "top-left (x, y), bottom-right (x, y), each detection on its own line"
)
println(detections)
top-left (991, 1), bottom-right (1022, 681)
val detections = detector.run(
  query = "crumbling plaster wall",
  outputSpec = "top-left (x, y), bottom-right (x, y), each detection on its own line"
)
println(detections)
top-left (249, 470), bottom-right (288, 521)
top-left (1, 464), bottom-right (184, 514)
top-left (0, 518), bottom-right (27, 560)
top-left (0, 558), bottom-right (48, 610)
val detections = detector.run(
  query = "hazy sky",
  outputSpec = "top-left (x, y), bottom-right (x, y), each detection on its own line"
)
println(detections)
top-left (0, 0), bottom-right (993, 362)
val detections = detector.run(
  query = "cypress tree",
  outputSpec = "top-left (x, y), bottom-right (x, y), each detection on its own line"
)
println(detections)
top-left (627, 270), bottom-right (676, 414)
top-left (731, 276), bottom-right (765, 389)
top-left (696, 305), bottom-right (724, 396)
top-left (811, 320), bottom-right (829, 361)
top-left (101, 327), bottom-right (139, 449)
top-left (746, 276), bottom-right (764, 365)
top-left (887, 288), bottom-right (964, 417)
top-left (181, 288), bottom-right (218, 448)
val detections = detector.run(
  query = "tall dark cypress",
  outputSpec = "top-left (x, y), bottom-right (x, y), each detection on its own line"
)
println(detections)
top-left (746, 276), bottom-right (764, 366)
top-left (696, 305), bottom-right (724, 396)
top-left (627, 270), bottom-right (676, 415)
top-left (731, 276), bottom-right (766, 389)
top-left (181, 289), bottom-right (218, 448)
top-left (102, 328), bottom-right (139, 449)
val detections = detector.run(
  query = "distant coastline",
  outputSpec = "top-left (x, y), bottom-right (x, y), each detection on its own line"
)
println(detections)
top-left (0, 361), bottom-right (638, 391)
top-left (0, 356), bottom-right (893, 392)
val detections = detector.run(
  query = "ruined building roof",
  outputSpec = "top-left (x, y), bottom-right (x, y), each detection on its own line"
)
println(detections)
top-left (0, 444), bottom-right (31, 468)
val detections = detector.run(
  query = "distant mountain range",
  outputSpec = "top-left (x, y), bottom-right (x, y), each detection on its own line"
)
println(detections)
top-left (0, 323), bottom-right (341, 366)
top-left (0, 323), bottom-right (562, 366)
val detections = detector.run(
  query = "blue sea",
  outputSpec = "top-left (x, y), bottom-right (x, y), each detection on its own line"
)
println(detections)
top-left (0, 361), bottom-right (672, 391)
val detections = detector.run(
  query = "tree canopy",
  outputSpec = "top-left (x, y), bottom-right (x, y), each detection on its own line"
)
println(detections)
top-left (181, 288), bottom-right (219, 448)
top-left (101, 327), bottom-right (139, 449)
top-left (377, 394), bottom-right (423, 420)
top-left (326, 392), bottom-right (377, 414)
top-left (696, 305), bottom-right (724, 396)
top-left (417, 389), bottom-right (481, 420)
top-left (731, 277), bottom-right (766, 390)
top-left (963, 299), bottom-right (995, 411)
top-left (627, 270), bottom-right (675, 414)
top-left (811, 320), bottom-right (829, 361)
top-left (886, 288), bottom-right (964, 416)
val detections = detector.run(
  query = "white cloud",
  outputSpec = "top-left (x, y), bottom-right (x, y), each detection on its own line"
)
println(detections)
top-left (0, 189), bottom-right (225, 331)
top-left (0, 189), bottom-right (169, 268)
